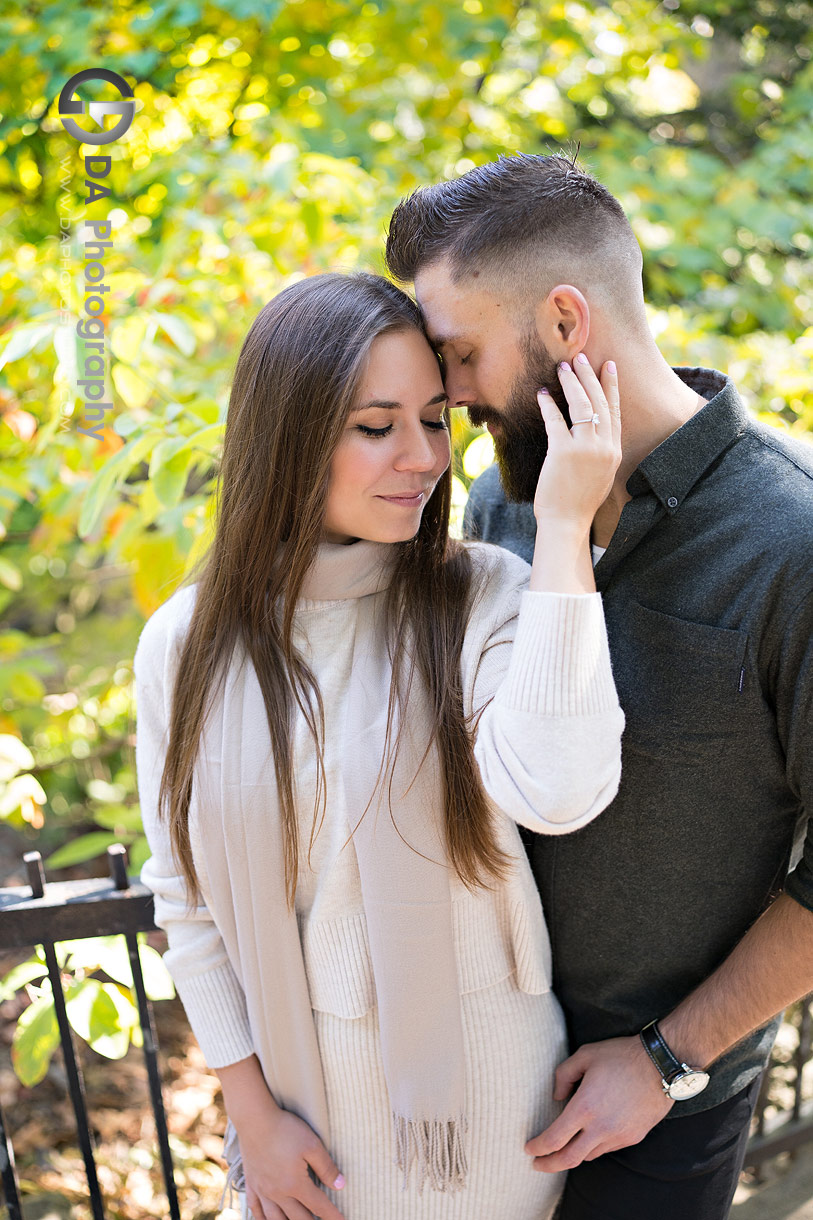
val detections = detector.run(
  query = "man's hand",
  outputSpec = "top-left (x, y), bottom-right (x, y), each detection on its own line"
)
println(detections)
top-left (525, 1035), bottom-right (674, 1172)
top-left (525, 895), bottom-right (813, 1175)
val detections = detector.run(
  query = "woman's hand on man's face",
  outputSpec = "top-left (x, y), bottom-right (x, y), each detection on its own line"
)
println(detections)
top-left (532, 355), bottom-right (622, 531)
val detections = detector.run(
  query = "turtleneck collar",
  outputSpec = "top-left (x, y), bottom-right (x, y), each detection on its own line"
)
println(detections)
top-left (298, 538), bottom-right (397, 601)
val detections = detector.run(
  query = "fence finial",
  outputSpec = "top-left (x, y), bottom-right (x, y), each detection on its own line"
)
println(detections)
top-left (23, 850), bottom-right (45, 899)
top-left (107, 843), bottom-right (129, 891)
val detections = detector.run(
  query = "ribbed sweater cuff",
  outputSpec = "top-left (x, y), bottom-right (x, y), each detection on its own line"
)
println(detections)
top-left (496, 590), bottom-right (618, 717)
top-left (173, 961), bottom-right (255, 1068)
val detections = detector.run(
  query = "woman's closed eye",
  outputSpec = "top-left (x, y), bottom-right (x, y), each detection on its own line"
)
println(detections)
top-left (356, 418), bottom-right (449, 438)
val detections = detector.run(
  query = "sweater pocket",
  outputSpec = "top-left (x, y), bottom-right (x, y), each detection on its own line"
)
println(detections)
top-left (508, 896), bottom-right (552, 996)
top-left (300, 887), bottom-right (552, 1019)
top-left (301, 911), bottom-right (377, 1018)
top-left (452, 886), bottom-right (552, 997)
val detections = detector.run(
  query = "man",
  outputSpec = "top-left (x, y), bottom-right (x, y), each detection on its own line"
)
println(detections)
top-left (384, 152), bottom-right (813, 1220)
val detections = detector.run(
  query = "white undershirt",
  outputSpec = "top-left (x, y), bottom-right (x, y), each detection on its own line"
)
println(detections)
top-left (591, 544), bottom-right (607, 566)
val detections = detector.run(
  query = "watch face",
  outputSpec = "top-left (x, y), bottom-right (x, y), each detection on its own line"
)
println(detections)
top-left (667, 1070), bottom-right (710, 1100)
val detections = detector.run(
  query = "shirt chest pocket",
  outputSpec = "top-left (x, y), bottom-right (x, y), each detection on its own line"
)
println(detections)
top-left (616, 601), bottom-right (753, 751)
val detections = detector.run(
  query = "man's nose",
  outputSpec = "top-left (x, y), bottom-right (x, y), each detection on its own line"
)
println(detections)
top-left (442, 364), bottom-right (476, 409)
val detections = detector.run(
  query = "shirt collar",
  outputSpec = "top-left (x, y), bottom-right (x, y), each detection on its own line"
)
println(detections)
top-left (626, 367), bottom-right (751, 513)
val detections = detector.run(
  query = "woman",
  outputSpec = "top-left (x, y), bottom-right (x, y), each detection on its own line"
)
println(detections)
top-left (135, 271), bottom-right (624, 1220)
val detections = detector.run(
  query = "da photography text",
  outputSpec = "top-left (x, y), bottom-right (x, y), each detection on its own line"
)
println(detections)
top-left (57, 68), bottom-right (136, 440)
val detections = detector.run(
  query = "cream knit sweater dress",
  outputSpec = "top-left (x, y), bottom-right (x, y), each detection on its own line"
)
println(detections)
top-left (135, 539), bottom-right (624, 1220)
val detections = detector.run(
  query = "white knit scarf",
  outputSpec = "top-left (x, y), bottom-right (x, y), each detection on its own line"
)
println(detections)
top-left (219, 538), bottom-right (469, 1209)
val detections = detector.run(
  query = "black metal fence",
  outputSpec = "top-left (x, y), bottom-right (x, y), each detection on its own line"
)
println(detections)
top-left (743, 995), bottom-right (813, 1175)
top-left (0, 843), bottom-right (811, 1217)
top-left (0, 845), bottom-right (180, 1220)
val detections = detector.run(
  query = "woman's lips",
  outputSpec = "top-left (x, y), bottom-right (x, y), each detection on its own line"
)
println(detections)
top-left (377, 491), bottom-right (425, 507)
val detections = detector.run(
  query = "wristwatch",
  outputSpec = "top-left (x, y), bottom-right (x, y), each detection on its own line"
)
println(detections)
top-left (639, 1020), bottom-right (710, 1101)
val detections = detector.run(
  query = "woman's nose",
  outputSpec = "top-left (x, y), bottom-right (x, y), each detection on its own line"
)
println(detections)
top-left (395, 423), bottom-right (442, 471)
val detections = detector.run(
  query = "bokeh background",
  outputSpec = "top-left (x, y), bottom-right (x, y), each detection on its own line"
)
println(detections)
top-left (0, 1), bottom-right (812, 1215)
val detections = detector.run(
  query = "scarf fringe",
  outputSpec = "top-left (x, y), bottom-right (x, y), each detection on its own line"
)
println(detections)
top-left (393, 1113), bottom-right (469, 1195)
top-left (217, 1118), bottom-right (246, 1212)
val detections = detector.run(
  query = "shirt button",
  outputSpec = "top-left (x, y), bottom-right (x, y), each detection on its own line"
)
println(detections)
top-left (667, 496), bottom-right (679, 509)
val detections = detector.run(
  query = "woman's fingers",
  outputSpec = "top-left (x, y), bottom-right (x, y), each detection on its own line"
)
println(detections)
top-left (247, 1192), bottom-right (285, 1219)
top-left (536, 388), bottom-right (570, 445)
top-left (540, 355), bottom-right (619, 444)
top-left (301, 1180), bottom-right (347, 1220)
top-left (532, 351), bottom-right (621, 528)
top-left (305, 1140), bottom-right (346, 1197)
top-left (251, 1183), bottom-right (343, 1220)
top-left (280, 1198), bottom-right (317, 1220)
top-left (301, 1143), bottom-right (347, 1220)
top-left (600, 360), bottom-right (621, 449)
top-left (557, 360), bottom-right (597, 427)
top-left (237, 1108), bottom-right (346, 1220)
top-left (568, 355), bottom-right (613, 433)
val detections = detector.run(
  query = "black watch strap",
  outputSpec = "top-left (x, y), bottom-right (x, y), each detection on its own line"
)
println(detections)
top-left (640, 1020), bottom-right (683, 1084)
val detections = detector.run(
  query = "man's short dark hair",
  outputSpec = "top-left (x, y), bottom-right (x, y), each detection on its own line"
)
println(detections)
top-left (385, 152), bottom-right (643, 322)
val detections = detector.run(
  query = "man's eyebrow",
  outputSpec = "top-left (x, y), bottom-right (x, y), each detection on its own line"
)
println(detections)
top-left (351, 392), bottom-right (449, 413)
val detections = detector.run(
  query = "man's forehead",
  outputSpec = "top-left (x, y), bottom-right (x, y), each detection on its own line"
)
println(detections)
top-left (414, 269), bottom-right (501, 346)
top-left (421, 323), bottom-right (460, 349)
top-left (416, 306), bottom-right (468, 350)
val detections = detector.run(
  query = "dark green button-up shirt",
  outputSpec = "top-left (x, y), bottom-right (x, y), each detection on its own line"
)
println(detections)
top-left (463, 366), bottom-right (813, 1114)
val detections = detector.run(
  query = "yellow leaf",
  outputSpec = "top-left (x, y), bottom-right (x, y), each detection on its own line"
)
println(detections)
top-left (112, 363), bottom-right (152, 410)
top-left (130, 534), bottom-right (186, 617)
top-left (463, 432), bottom-right (495, 480)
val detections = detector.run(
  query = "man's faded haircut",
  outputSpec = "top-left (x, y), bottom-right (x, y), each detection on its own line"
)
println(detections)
top-left (385, 152), bottom-right (644, 327)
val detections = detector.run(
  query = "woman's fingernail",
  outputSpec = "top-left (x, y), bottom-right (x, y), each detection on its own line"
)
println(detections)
top-left (558, 362), bottom-right (570, 373)
top-left (575, 352), bottom-right (589, 365)
top-left (607, 360), bottom-right (616, 374)
top-left (334, 1174), bottom-right (346, 1189)
top-left (537, 388), bottom-right (550, 397)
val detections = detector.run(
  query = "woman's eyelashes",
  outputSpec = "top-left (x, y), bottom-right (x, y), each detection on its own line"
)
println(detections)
top-left (356, 419), bottom-right (449, 438)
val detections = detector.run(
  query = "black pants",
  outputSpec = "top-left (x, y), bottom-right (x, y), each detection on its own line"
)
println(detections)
top-left (553, 1075), bottom-right (762, 1220)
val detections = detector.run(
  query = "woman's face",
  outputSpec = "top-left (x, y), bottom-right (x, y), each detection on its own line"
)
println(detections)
top-left (321, 328), bottom-right (451, 545)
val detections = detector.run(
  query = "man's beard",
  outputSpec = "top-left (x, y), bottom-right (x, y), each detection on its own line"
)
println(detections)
top-left (467, 331), bottom-right (570, 503)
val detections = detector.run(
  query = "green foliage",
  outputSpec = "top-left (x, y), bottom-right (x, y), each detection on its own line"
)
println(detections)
top-left (0, 0), bottom-right (810, 1061)
top-left (3, 935), bottom-right (175, 1085)
top-left (12, 987), bottom-right (60, 1087)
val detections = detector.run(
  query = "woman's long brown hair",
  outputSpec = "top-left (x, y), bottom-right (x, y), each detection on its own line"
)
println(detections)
top-left (151, 271), bottom-right (513, 915)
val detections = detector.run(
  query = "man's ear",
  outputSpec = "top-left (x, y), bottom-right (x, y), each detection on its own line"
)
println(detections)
top-left (534, 285), bottom-right (590, 355)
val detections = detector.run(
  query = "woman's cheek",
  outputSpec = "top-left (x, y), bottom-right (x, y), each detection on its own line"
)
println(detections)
top-left (339, 436), bottom-right (387, 480)
top-left (435, 432), bottom-right (452, 474)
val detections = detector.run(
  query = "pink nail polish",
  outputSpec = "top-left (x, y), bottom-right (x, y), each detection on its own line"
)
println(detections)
top-left (334, 1174), bottom-right (346, 1189)
top-left (558, 362), bottom-right (570, 373)
top-left (607, 361), bottom-right (616, 374)
top-left (537, 388), bottom-right (550, 396)
top-left (575, 352), bottom-right (589, 364)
